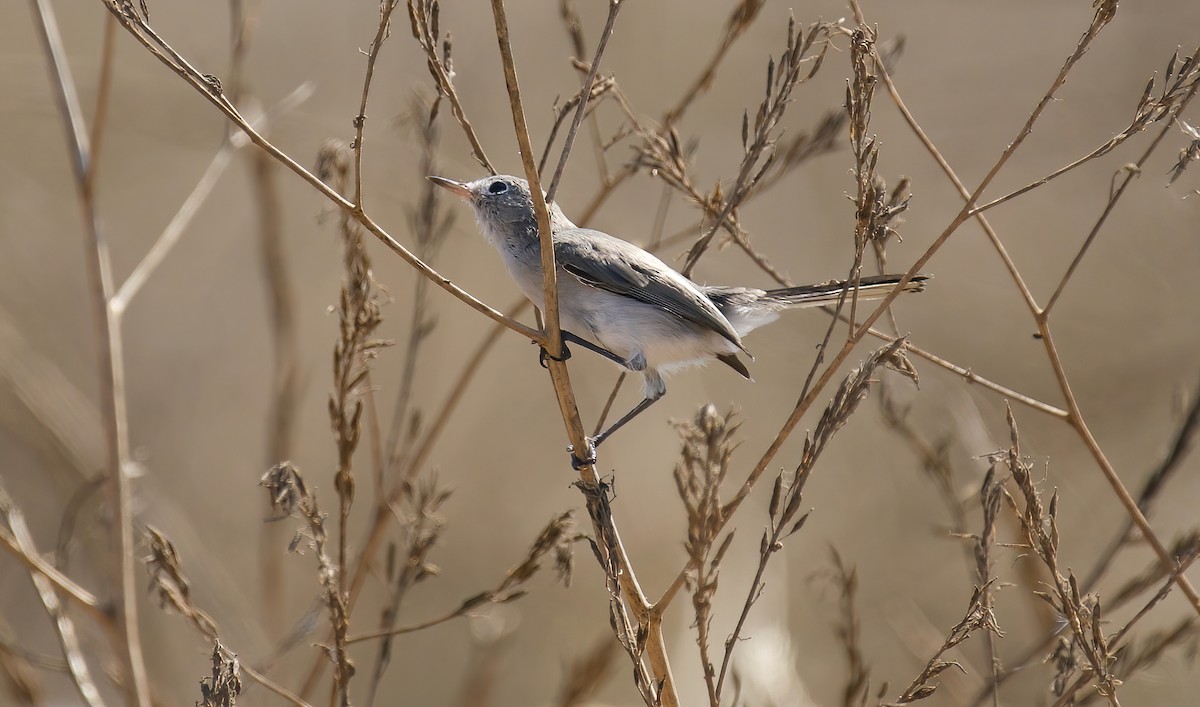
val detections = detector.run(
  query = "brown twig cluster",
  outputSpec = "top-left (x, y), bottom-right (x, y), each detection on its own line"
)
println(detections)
top-left (997, 409), bottom-right (1120, 704)
top-left (261, 461), bottom-right (353, 704)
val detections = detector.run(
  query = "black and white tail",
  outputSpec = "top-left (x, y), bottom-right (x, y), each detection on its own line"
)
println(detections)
top-left (705, 274), bottom-right (929, 338)
top-left (762, 274), bottom-right (928, 307)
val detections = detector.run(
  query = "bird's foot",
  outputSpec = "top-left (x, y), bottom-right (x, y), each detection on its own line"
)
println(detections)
top-left (567, 438), bottom-right (597, 470)
top-left (537, 341), bottom-right (572, 369)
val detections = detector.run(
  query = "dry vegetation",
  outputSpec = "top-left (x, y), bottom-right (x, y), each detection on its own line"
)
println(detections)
top-left (3, 0), bottom-right (1200, 705)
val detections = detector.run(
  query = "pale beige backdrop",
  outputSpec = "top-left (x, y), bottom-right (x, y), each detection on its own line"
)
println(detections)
top-left (3, 1), bottom-right (1200, 706)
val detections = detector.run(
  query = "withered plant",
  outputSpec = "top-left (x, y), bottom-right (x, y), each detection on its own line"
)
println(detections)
top-left (4, 0), bottom-right (1199, 706)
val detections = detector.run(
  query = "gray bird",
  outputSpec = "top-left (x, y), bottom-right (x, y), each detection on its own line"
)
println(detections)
top-left (430, 174), bottom-right (926, 461)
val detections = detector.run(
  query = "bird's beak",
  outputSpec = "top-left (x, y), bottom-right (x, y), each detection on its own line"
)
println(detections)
top-left (427, 176), bottom-right (472, 200)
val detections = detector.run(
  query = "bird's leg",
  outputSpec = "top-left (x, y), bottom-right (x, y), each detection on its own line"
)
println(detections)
top-left (566, 363), bottom-right (662, 469)
top-left (568, 381), bottom-right (664, 469)
top-left (539, 330), bottom-right (637, 370)
top-left (592, 391), bottom-right (664, 449)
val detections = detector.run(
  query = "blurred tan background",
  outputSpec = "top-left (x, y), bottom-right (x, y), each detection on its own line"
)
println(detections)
top-left (3, 1), bottom-right (1200, 705)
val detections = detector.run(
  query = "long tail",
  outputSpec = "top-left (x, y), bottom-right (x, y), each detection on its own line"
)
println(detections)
top-left (762, 274), bottom-right (929, 307)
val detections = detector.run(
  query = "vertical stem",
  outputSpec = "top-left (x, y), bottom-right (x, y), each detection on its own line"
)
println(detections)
top-left (29, 0), bottom-right (150, 704)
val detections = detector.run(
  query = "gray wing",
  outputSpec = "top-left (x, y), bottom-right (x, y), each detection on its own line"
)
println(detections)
top-left (553, 228), bottom-right (746, 351)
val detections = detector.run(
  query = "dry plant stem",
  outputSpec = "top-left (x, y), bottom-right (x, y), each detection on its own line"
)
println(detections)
top-left (487, 0), bottom-right (573, 448)
top-left (353, 0), bottom-right (402, 208)
top-left (662, 0), bottom-right (764, 127)
top-left (0, 528), bottom-right (105, 622)
top-left (407, 0), bottom-right (496, 174)
top-left (971, 46), bottom-right (1200, 218)
top-left (846, 0), bottom-right (1038, 315)
top-left (660, 4), bottom-right (1120, 611)
top-left (713, 343), bottom-right (909, 701)
top-left (489, 1), bottom-right (677, 702)
top-left (255, 140), bottom-right (299, 632)
top-left (544, 0), bottom-right (621, 203)
top-left (1049, 553), bottom-right (1200, 707)
top-left (1039, 324), bottom-right (1200, 612)
top-left (31, 2), bottom-right (150, 705)
top-left (98, 1), bottom-right (539, 344)
top-left (1002, 409), bottom-right (1120, 705)
top-left (849, 0), bottom-right (1200, 614)
top-left (110, 82), bottom-right (314, 315)
top-left (145, 524), bottom-right (313, 707)
top-left (851, 319), bottom-right (1067, 418)
top-left (86, 14), bottom-right (117, 194)
top-left (346, 610), bottom-right (467, 645)
top-left (578, 0), bottom-right (768, 225)
top-left (1043, 61), bottom-right (1200, 315)
top-left (0, 488), bottom-right (105, 707)
top-left (1085, 380), bottom-right (1200, 590)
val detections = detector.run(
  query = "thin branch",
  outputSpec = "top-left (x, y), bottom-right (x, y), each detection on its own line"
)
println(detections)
top-left (545, 0), bottom-right (621, 203)
top-left (31, 2), bottom-right (150, 704)
top-left (850, 0), bottom-right (1200, 616)
top-left (110, 82), bottom-right (313, 315)
top-left (660, 0), bottom-right (1125, 614)
top-left (0, 485), bottom-right (105, 707)
top-left (97, 2), bottom-right (540, 344)
top-left (1043, 46), bottom-right (1200, 314)
top-left (972, 48), bottom-right (1200, 217)
top-left (407, 0), bottom-right (495, 174)
top-left (353, 1), bottom-right (403, 208)
top-left (488, 1), bottom-right (673, 703)
top-left (85, 14), bottom-right (117, 194)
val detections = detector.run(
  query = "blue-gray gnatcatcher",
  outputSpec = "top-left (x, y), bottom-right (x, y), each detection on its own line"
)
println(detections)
top-left (430, 174), bottom-right (926, 458)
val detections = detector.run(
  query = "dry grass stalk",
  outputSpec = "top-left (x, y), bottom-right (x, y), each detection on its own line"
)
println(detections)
top-left (996, 408), bottom-right (1120, 704)
top-left (146, 526), bottom-right (218, 641)
top-left (141, 523), bottom-right (310, 705)
top-left (0, 482), bottom-right (104, 707)
top-left (671, 404), bottom-right (739, 705)
top-left (29, 2), bottom-right (149, 702)
top-left (882, 582), bottom-right (1002, 706)
top-left (845, 26), bottom-right (911, 333)
top-left (197, 640), bottom-right (242, 707)
top-left (1170, 117), bottom-right (1200, 185)
top-left (973, 46), bottom-right (1200, 214)
top-left (261, 461), bottom-right (353, 704)
top-left (1051, 543), bottom-right (1200, 707)
top-left (850, 0), bottom-right (1200, 617)
top-left (347, 509), bottom-right (575, 646)
top-left (631, 16), bottom-right (836, 281)
top-left (317, 141), bottom-right (389, 567)
top-left (17, 1), bottom-right (1196, 704)
top-left (575, 480), bottom-right (661, 705)
top-left (662, 0), bottom-right (766, 127)
top-left (407, 0), bottom-right (495, 174)
top-left (708, 339), bottom-right (916, 704)
top-left (539, 74), bottom-right (617, 176)
top-left (313, 137), bottom-right (391, 704)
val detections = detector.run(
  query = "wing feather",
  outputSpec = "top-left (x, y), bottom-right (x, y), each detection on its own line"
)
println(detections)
top-left (553, 229), bottom-right (745, 351)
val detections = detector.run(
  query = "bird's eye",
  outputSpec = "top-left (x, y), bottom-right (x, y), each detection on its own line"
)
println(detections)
top-left (488, 180), bottom-right (509, 194)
